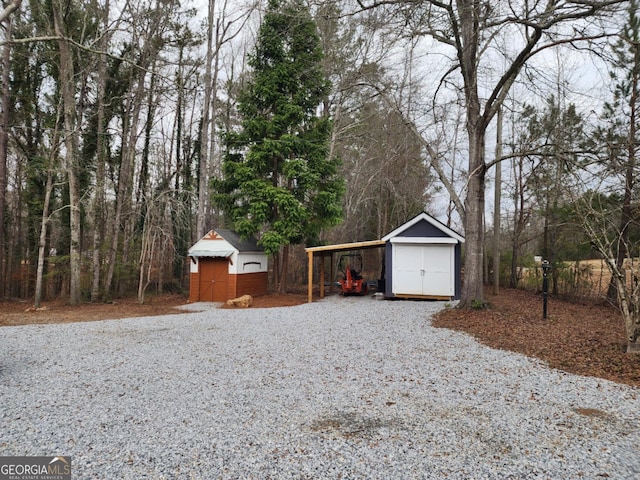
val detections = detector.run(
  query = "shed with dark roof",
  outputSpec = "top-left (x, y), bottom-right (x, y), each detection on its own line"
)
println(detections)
top-left (188, 229), bottom-right (268, 302)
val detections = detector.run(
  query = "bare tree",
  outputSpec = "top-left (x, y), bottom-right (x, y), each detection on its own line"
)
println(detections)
top-left (353, 0), bottom-right (624, 307)
top-left (574, 0), bottom-right (640, 352)
top-left (573, 188), bottom-right (640, 353)
top-left (492, 106), bottom-right (503, 295)
top-left (0, 0), bottom-right (21, 24)
top-left (52, 0), bottom-right (82, 305)
top-left (102, 0), bottom-right (173, 298)
top-left (137, 189), bottom-right (176, 304)
top-left (197, 0), bottom-right (217, 240)
top-left (506, 128), bottom-right (539, 288)
top-left (602, 0), bottom-right (640, 303)
top-left (197, 0), bottom-right (257, 240)
top-left (89, 0), bottom-right (114, 302)
top-left (34, 127), bottom-right (62, 308)
top-left (0, 10), bottom-right (12, 297)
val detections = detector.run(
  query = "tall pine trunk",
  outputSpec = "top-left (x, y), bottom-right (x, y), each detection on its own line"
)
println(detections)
top-left (91, 0), bottom-right (110, 302)
top-left (54, 2), bottom-right (82, 305)
top-left (0, 15), bottom-right (11, 297)
top-left (197, 0), bottom-right (216, 240)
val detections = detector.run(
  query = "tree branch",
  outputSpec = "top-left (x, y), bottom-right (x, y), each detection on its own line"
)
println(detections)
top-left (0, 0), bottom-right (21, 24)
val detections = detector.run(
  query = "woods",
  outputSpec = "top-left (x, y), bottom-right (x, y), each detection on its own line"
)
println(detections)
top-left (0, 0), bottom-right (639, 347)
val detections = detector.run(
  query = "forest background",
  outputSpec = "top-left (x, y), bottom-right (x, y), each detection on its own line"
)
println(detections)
top-left (0, 0), bottom-right (638, 326)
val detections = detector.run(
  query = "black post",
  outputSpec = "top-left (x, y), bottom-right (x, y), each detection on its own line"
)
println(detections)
top-left (541, 260), bottom-right (550, 319)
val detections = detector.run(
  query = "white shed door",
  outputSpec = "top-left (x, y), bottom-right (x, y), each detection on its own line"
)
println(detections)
top-left (392, 244), bottom-right (454, 296)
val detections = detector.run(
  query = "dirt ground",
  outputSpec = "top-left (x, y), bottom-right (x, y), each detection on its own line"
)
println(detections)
top-left (0, 293), bottom-right (308, 327)
top-left (1, 289), bottom-right (638, 388)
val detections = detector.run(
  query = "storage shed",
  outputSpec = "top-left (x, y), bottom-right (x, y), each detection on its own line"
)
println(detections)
top-left (188, 229), bottom-right (268, 302)
top-left (381, 212), bottom-right (465, 300)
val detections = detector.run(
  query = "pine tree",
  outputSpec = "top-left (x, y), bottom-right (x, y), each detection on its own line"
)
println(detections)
top-left (213, 0), bottom-right (344, 293)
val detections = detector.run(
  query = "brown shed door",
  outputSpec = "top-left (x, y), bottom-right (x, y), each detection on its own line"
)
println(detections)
top-left (199, 258), bottom-right (229, 302)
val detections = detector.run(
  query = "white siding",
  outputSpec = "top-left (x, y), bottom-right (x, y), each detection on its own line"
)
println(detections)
top-left (229, 253), bottom-right (268, 274)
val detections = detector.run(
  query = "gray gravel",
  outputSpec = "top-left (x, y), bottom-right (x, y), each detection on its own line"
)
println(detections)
top-left (1, 295), bottom-right (639, 479)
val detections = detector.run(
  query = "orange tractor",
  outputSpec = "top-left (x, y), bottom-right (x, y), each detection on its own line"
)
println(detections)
top-left (337, 253), bottom-right (369, 296)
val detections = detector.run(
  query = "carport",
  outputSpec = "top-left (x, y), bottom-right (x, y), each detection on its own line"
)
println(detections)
top-left (305, 240), bottom-right (385, 303)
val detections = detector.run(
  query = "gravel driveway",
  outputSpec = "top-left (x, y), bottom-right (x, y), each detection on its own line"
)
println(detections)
top-left (1, 296), bottom-right (639, 479)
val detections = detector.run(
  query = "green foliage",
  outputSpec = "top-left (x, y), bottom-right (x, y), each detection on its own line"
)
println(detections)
top-left (213, 0), bottom-right (344, 255)
top-left (519, 95), bottom-right (589, 273)
top-left (471, 299), bottom-right (487, 310)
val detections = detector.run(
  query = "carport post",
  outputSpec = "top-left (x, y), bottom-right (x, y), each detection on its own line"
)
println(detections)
top-left (307, 251), bottom-right (314, 303)
top-left (330, 253), bottom-right (334, 294)
top-left (319, 254), bottom-right (325, 298)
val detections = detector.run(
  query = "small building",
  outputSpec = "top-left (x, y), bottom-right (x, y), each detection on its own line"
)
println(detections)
top-left (188, 229), bottom-right (268, 302)
top-left (381, 212), bottom-right (465, 300)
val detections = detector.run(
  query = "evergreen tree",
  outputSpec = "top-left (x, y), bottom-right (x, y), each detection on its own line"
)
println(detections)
top-left (213, 0), bottom-right (344, 293)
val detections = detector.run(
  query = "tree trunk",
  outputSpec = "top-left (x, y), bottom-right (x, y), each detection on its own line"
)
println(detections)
top-left (457, 0), bottom-right (486, 307)
top-left (54, 2), bottom-right (82, 305)
top-left (461, 126), bottom-right (487, 306)
top-left (197, 0), bottom-right (216, 240)
top-left (137, 223), bottom-right (156, 305)
top-left (612, 269), bottom-right (640, 353)
top-left (0, 0), bottom-right (22, 23)
top-left (607, 52), bottom-right (637, 303)
top-left (34, 167), bottom-right (54, 308)
top-left (90, 0), bottom-right (110, 302)
top-left (492, 107), bottom-right (502, 295)
top-left (206, 33), bottom-right (221, 228)
top-left (615, 27), bottom-right (638, 348)
top-left (510, 155), bottom-right (526, 288)
top-left (103, 64), bottom-right (147, 298)
top-left (278, 244), bottom-right (289, 294)
top-left (0, 16), bottom-right (10, 298)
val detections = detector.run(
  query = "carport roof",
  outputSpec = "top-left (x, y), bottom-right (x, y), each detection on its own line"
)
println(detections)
top-left (304, 239), bottom-right (386, 255)
top-left (305, 240), bottom-right (386, 303)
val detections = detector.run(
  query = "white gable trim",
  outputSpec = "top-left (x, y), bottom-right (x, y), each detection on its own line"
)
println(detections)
top-left (389, 237), bottom-right (458, 244)
top-left (382, 212), bottom-right (465, 243)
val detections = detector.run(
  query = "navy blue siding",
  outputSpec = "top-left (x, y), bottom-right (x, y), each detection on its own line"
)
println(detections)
top-left (383, 216), bottom-right (463, 299)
